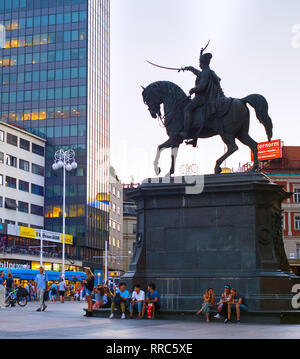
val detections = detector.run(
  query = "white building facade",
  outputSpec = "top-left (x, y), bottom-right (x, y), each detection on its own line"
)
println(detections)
top-left (0, 121), bottom-right (46, 228)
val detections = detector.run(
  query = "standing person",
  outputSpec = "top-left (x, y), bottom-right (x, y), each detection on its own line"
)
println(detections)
top-left (0, 271), bottom-right (5, 308)
top-left (34, 267), bottom-right (48, 312)
top-left (142, 283), bottom-right (160, 319)
top-left (58, 279), bottom-right (66, 303)
top-left (26, 281), bottom-right (32, 301)
top-left (196, 288), bottom-right (216, 322)
top-left (129, 284), bottom-right (145, 319)
top-left (6, 273), bottom-right (15, 306)
top-left (50, 282), bottom-right (58, 302)
top-left (6, 273), bottom-right (13, 295)
top-left (227, 289), bottom-right (248, 323)
top-left (83, 268), bottom-right (94, 317)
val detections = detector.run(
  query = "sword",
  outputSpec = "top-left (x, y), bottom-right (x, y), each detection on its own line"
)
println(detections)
top-left (147, 60), bottom-right (184, 72)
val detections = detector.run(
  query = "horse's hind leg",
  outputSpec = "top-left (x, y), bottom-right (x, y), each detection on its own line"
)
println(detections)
top-left (214, 134), bottom-right (239, 174)
top-left (237, 133), bottom-right (258, 171)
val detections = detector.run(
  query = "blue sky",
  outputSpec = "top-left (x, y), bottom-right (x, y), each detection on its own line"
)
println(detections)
top-left (110, 0), bottom-right (300, 182)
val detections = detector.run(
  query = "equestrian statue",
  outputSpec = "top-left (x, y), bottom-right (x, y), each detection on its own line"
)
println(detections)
top-left (142, 42), bottom-right (273, 176)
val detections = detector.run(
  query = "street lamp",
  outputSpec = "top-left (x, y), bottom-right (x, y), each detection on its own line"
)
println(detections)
top-left (52, 149), bottom-right (77, 279)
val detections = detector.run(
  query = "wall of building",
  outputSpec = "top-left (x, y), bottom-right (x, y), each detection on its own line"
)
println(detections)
top-left (0, 122), bottom-right (45, 228)
top-left (260, 146), bottom-right (300, 275)
top-left (109, 174), bottom-right (123, 273)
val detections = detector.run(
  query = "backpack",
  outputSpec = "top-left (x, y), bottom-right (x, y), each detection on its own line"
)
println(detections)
top-left (51, 286), bottom-right (57, 295)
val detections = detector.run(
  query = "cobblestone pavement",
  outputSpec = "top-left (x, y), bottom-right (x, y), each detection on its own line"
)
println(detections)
top-left (0, 301), bottom-right (299, 339)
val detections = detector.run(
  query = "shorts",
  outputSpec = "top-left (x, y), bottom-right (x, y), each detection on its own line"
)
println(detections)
top-left (59, 291), bottom-right (65, 297)
top-left (85, 289), bottom-right (92, 296)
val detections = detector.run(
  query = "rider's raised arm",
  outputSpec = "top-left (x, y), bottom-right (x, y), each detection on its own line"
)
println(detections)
top-left (184, 66), bottom-right (201, 77)
top-left (194, 68), bottom-right (210, 93)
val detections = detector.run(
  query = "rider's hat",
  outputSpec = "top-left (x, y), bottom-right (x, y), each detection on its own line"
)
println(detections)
top-left (200, 53), bottom-right (212, 66)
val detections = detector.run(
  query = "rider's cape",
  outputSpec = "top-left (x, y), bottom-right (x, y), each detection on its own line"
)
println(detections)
top-left (201, 69), bottom-right (232, 122)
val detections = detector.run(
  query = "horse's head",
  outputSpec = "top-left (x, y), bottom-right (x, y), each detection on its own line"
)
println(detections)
top-left (142, 83), bottom-right (163, 119)
top-left (142, 81), bottom-right (188, 121)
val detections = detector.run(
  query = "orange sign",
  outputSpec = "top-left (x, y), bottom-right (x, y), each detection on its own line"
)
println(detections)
top-left (251, 140), bottom-right (282, 161)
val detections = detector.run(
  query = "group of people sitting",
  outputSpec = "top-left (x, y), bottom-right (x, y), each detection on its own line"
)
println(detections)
top-left (89, 280), bottom-right (160, 319)
top-left (196, 285), bottom-right (248, 323)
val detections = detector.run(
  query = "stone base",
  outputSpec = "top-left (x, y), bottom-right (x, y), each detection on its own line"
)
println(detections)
top-left (123, 173), bottom-right (300, 313)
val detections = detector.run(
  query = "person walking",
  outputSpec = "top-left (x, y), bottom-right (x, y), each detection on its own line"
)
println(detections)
top-left (0, 271), bottom-right (5, 308)
top-left (34, 267), bottom-right (48, 312)
top-left (58, 279), bottom-right (66, 303)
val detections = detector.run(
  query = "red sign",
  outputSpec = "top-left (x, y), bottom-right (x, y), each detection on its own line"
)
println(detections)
top-left (251, 140), bottom-right (282, 161)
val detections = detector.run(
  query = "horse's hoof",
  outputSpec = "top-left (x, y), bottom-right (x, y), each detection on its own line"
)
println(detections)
top-left (154, 166), bottom-right (161, 176)
top-left (214, 166), bottom-right (222, 174)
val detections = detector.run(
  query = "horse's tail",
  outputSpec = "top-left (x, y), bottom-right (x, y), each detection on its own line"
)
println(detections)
top-left (241, 94), bottom-right (273, 142)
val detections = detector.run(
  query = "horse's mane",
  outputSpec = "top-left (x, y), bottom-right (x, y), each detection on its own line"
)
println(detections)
top-left (145, 81), bottom-right (187, 103)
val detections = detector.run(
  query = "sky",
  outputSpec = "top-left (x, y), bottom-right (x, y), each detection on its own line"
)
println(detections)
top-left (110, 0), bottom-right (300, 183)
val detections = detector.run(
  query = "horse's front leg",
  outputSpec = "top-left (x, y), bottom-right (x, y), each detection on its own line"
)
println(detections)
top-left (165, 147), bottom-right (179, 177)
top-left (154, 140), bottom-right (173, 176)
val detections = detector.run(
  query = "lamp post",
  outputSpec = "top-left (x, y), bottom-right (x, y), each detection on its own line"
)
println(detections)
top-left (52, 149), bottom-right (77, 279)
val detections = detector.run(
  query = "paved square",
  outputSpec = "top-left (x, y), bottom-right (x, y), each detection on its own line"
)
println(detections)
top-left (0, 302), bottom-right (300, 339)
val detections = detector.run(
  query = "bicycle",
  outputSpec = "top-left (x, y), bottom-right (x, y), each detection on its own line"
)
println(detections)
top-left (5, 287), bottom-right (28, 307)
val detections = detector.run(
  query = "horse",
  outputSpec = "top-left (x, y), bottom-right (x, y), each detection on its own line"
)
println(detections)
top-left (142, 81), bottom-right (273, 176)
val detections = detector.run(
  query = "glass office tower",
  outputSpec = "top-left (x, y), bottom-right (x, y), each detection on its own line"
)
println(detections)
top-left (0, 0), bottom-right (110, 268)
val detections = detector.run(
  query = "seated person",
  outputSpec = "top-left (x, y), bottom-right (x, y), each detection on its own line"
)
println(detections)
top-left (196, 288), bottom-right (216, 322)
top-left (93, 285), bottom-right (107, 309)
top-left (129, 284), bottom-right (145, 319)
top-left (109, 282), bottom-right (130, 319)
top-left (215, 285), bottom-right (231, 320)
top-left (93, 284), bottom-right (113, 309)
top-left (142, 283), bottom-right (160, 319)
top-left (226, 288), bottom-right (248, 323)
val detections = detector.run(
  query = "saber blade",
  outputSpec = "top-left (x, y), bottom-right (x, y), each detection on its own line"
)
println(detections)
top-left (147, 60), bottom-right (183, 72)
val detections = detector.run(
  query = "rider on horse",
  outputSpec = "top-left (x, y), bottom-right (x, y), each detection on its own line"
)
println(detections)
top-left (179, 48), bottom-right (228, 147)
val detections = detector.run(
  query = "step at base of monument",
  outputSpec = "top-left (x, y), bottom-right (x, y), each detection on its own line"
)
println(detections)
top-left (83, 308), bottom-right (300, 324)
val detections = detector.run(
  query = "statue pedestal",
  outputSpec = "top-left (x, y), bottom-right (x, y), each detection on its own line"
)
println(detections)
top-left (123, 173), bottom-right (299, 312)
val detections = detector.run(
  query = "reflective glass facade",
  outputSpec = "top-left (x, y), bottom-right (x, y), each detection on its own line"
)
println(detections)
top-left (0, 0), bottom-right (110, 268)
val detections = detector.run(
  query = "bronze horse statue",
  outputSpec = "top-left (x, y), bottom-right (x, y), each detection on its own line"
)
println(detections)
top-left (142, 80), bottom-right (273, 176)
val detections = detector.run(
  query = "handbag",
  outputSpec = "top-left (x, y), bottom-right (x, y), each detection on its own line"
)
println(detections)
top-left (113, 293), bottom-right (122, 305)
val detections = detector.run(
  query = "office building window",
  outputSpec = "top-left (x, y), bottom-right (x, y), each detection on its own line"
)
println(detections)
top-left (0, 174), bottom-right (3, 185)
top-left (19, 159), bottom-right (30, 171)
top-left (6, 154), bottom-right (17, 167)
top-left (296, 216), bottom-right (300, 231)
top-left (5, 198), bottom-right (17, 210)
top-left (297, 245), bottom-right (300, 260)
top-left (294, 189), bottom-right (300, 204)
top-left (19, 180), bottom-right (29, 192)
top-left (20, 138), bottom-right (30, 151)
top-left (0, 152), bottom-right (4, 164)
top-left (31, 183), bottom-right (44, 196)
top-left (32, 163), bottom-right (44, 176)
top-left (6, 176), bottom-right (16, 189)
top-left (18, 201), bottom-right (29, 213)
top-left (0, 196), bottom-right (2, 207)
top-left (5, 220), bottom-right (16, 225)
top-left (32, 143), bottom-right (45, 157)
top-left (31, 204), bottom-right (44, 217)
top-left (18, 222), bottom-right (28, 227)
top-left (6, 133), bottom-right (18, 146)
top-left (0, 130), bottom-right (4, 142)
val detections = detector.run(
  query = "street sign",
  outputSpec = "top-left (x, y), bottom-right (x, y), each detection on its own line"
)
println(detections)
top-left (251, 139), bottom-right (282, 162)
